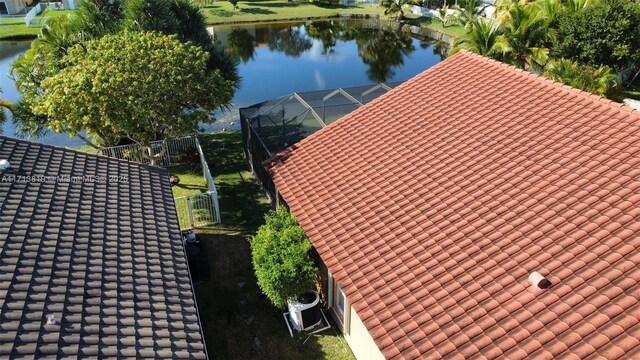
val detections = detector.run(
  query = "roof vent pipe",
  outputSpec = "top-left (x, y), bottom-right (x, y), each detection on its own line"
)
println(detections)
top-left (46, 314), bottom-right (58, 325)
top-left (0, 160), bottom-right (10, 170)
top-left (529, 271), bottom-right (552, 289)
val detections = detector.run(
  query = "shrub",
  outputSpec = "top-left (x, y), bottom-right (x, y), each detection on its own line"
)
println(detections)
top-left (552, 0), bottom-right (640, 72)
top-left (544, 58), bottom-right (621, 98)
top-left (250, 208), bottom-right (317, 309)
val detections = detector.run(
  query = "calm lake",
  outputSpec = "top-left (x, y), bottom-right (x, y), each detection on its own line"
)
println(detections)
top-left (0, 19), bottom-right (445, 147)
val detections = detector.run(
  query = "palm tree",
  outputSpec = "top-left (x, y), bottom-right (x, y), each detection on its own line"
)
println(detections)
top-left (564, 0), bottom-right (590, 12)
top-left (534, 0), bottom-right (562, 24)
top-left (450, 18), bottom-right (508, 58)
top-left (380, 0), bottom-right (416, 21)
top-left (494, 0), bottom-right (525, 23)
top-left (453, 0), bottom-right (487, 27)
top-left (500, 4), bottom-right (552, 69)
top-left (436, 5), bottom-right (450, 27)
top-left (0, 88), bottom-right (8, 129)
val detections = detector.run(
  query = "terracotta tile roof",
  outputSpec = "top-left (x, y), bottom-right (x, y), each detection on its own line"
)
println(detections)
top-left (0, 137), bottom-right (206, 359)
top-left (266, 51), bottom-right (640, 359)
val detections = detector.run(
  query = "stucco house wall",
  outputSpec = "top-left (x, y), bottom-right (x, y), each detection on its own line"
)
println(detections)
top-left (0, 0), bottom-right (33, 15)
top-left (343, 306), bottom-right (385, 360)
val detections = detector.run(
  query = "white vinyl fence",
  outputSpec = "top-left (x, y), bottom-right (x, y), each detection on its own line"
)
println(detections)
top-left (101, 136), bottom-right (221, 230)
top-left (175, 137), bottom-right (221, 229)
top-left (101, 136), bottom-right (198, 168)
top-left (24, 2), bottom-right (73, 27)
top-left (24, 4), bottom-right (44, 27)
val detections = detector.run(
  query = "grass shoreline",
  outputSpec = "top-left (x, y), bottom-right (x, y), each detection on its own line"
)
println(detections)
top-left (1, 3), bottom-right (463, 40)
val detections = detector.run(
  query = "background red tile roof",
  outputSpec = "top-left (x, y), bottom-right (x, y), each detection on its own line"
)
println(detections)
top-left (266, 51), bottom-right (640, 359)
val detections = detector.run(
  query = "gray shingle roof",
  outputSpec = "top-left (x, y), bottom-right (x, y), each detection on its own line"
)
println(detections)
top-left (0, 136), bottom-right (207, 359)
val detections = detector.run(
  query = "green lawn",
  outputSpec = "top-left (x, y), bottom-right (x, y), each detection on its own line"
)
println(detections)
top-left (194, 131), bottom-right (356, 360)
top-left (72, 144), bottom-right (101, 155)
top-left (0, 24), bottom-right (40, 40)
top-left (0, 16), bottom-right (26, 25)
top-left (40, 9), bottom-right (76, 17)
top-left (170, 163), bottom-right (209, 199)
top-left (406, 14), bottom-right (467, 38)
top-left (0, 9), bottom-right (75, 40)
top-left (199, 0), bottom-right (383, 24)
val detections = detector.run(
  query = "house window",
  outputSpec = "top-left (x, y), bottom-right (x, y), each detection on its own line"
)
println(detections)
top-left (0, 2), bottom-right (8, 15)
top-left (328, 271), bottom-right (350, 333)
top-left (335, 283), bottom-right (346, 318)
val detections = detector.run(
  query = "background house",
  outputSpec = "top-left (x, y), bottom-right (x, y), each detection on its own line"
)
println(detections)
top-left (0, 136), bottom-right (207, 358)
top-left (0, 0), bottom-right (33, 15)
top-left (265, 51), bottom-right (640, 359)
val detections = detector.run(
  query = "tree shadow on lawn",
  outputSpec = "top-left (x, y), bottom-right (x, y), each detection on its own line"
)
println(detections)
top-left (206, 8), bottom-right (236, 18)
top-left (174, 184), bottom-right (208, 192)
top-left (240, 7), bottom-right (276, 15)
top-left (198, 132), bottom-right (272, 232)
top-left (312, 3), bottom-right (358, 9)
top-left (248, 1), bottom-right (302, 8)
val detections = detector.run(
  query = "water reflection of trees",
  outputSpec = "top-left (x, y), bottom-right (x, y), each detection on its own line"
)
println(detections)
top-left (265, 26), bottom-right (312, 58)
top-left (306, 21), bottom-right (416, 82)
top-left (227, 28), bottom-right (257, 63)
top-left (306, 21), bottom-right (338, 55)
top-left (350, 27), bottom-right (415, 82)
top-left (225, 20), bottom-right (423, 82)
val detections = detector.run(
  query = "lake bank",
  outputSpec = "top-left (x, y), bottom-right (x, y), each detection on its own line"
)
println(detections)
top-left (0, 2), bottom-right (464, 40)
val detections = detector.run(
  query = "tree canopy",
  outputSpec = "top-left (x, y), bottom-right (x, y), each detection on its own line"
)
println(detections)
top-left (450, 0), bottom-right (639, 99)
top-left (32, 31), bottom-right (233, 147)
top-left (553, 0), bottom-right (640, 72)
top-left (11, 0), bottom-right (238, 143)
top-left (250, 208), bottom-right (317, 309)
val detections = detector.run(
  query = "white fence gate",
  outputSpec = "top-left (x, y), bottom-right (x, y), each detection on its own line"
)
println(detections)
top-left (101, 136), bottom-right (221, 230)
top-left (174, 192), bottom-right (220, 229)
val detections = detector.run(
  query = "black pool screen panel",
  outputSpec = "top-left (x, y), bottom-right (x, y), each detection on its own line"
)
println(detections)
top-left (240, 82), bottom-right (403, 203)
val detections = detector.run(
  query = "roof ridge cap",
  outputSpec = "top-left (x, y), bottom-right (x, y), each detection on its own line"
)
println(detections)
top-left (457, 50), bottom-right (639, 117)
top-left (0, 135), bottom-right (170, 172)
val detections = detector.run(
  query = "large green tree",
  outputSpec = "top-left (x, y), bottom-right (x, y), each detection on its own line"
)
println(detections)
top-left (553, 0), bottom-right (640, 73)
top-left (32, 31), bottom-right (233, 151)
top-left (250, 208), bottom-right (317, 309)
top-left (11, 0), bottom-right (238, 141)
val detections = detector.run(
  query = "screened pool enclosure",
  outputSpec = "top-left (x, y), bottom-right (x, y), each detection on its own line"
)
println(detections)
top-left (241, 82), bottom-right (403, 202)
